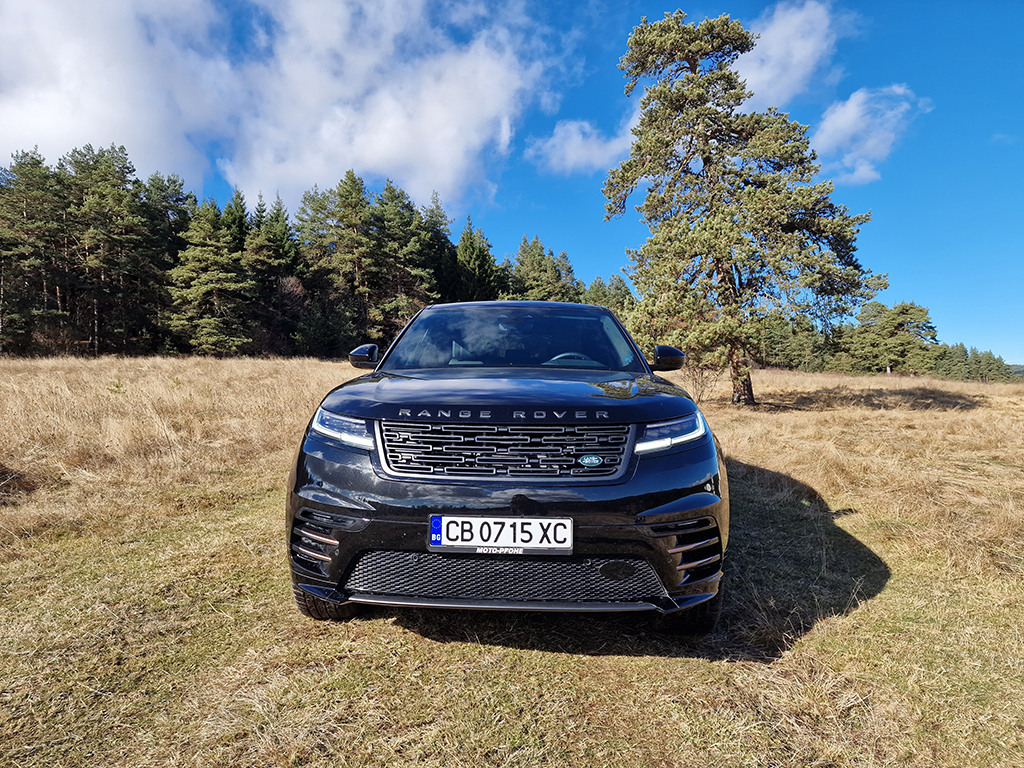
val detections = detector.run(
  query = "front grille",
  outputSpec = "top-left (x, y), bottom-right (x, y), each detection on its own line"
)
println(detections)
top-left (378, 421), bottom-right (632, 480)
top-left (343, 551), bottom-right (668, 603)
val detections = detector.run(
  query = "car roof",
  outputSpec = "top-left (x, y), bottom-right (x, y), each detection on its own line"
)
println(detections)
top-left (420, 301), bottom-right (609, 313)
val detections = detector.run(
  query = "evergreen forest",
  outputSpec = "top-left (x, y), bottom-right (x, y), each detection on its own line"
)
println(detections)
top-left (0, 145), bottom-right (1016, 382)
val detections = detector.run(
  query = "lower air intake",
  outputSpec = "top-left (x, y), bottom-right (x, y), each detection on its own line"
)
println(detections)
top-left (342, 551), bottom-right (667, 603)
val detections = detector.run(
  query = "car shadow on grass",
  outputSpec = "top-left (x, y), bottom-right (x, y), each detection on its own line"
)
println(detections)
top-left (385, 457), bottom-right (890, 662)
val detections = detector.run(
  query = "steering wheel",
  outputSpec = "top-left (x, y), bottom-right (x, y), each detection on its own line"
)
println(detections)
top-left (544, 351), bottom-right (595, 363)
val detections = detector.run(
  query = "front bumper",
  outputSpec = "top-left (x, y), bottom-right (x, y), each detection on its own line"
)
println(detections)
top-left (287, 431), bottom-right (729, 615)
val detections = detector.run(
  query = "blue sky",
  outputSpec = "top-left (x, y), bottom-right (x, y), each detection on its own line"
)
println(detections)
top-left (2, 0), bottom-right (1022, 362)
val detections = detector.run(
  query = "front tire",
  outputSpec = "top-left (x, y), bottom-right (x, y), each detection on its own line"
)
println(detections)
top-left (293, 586), bottom-right (361, 621)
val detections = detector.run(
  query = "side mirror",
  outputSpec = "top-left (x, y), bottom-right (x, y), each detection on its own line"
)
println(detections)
top-left (349, 344), bottom-right (379, 369)
top-left (651, 345), bottom-right (685, 371)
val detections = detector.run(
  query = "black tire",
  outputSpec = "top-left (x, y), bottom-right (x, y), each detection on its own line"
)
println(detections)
top-left (649, 589), bottom-right (723, 635)
top-left (293, 586), bottom-right (361, 621)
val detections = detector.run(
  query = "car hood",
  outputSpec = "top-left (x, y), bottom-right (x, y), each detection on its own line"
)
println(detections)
top-left (319, 369), bottom-right (696, 425)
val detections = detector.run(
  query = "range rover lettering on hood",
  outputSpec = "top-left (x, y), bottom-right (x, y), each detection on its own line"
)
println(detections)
top-left (396, 408), bottom-right (611, 420)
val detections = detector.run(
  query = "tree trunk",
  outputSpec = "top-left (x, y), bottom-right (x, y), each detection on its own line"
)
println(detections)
top-left (729, 348), bottom-right (757, 405)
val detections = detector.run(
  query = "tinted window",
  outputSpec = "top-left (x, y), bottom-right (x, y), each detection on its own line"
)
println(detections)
top-left (381, 306), bottom-right (646, 372)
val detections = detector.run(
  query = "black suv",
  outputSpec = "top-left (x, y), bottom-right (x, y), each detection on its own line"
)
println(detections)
top-left (287, 301), bottom-right (729, 633)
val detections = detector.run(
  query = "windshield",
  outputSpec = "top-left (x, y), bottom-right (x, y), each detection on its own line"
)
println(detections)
top-left (380, 305), bottom-right (647, 373)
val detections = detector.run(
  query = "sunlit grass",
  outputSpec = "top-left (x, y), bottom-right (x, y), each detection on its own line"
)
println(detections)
top-left (2, 358), bottom-right (1022, 766)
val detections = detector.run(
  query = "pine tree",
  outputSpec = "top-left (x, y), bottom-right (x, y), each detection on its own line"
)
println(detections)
top-left (420, 192), bottom-right (460, 304)
top-left (293, 173), bottom-right (375, 353)
top-left (368, 181), bottom-right (436, 341)
top-left (847, 301), bottom-right (938, 374)
top-left (139, 172), bottom-right (196, 350)
top-left (293, 186), bottom-right (337, 355)
top-left (0, 150), bottom-right (66, 353)
top-left (505, 236), bottom-right (583, 303)
top-left (750, 312), bottom-right (829, 371)
top-left (250, 194), bottom-right (268, 232)
top-left (583, 273), bottom-right (637, 317)
top-left (585, 274), bottom-right (638, 319)
top-left (604, 274), bottom-right (637, 317)
top-left (604, 12), bottom-right (884, 404)
top-left (140, 173), bottom-right (195, 264)
top-left (168, 200), bottom-right (254, 354)
top-left (59, 145), bottom-right (157, 354)
top-left (454, 218), bottom-right (499, 302)
top-left (221, 189), bottom-right (249, 256)
top-left (332, 171), bottom-right (378, 339)
top-left (968, 348), bottom-right (1014, 382)
top-left (933, 342), bottom-right (970, 380)
top-left (242, 195), bottom-right (299, 354)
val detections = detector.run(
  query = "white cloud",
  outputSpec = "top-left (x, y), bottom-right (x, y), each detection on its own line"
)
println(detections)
top-left (0, 0), bottom-right (551, 206)
top-left (812, 84), bottom-right (933, 184)
top-left (224, 3), bottom-right (543, 205)
top-left (735, 2), bottom-right (930, 185)
top-left (0, 0), bottom-right (230, 183)
top-left (526, 0), bottom-right (849, 177)
top-left (525, 104), bottom-right (639, 175)
top-left (737, 0), bottom-right (850, 110)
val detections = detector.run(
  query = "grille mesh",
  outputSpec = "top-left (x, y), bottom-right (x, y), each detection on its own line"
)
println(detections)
top-left (343, 551), bottom-right (667, 602)
top-left (379, 421), bottom-right (631, 479)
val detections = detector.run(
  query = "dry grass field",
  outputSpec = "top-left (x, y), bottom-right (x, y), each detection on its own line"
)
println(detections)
top-left (1, 356), bottom-right (1022, 767)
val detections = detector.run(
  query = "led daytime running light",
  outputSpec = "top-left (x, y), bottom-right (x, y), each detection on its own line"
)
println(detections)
top-left (635, 412), bottom-right (706, 454)
top-left (310, 409), bottom-right (374, 449)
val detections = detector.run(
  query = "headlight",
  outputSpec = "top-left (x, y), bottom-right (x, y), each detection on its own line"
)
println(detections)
top-left (634, 411), bottom-right (706, 454)
top-left (309, 408), bottom-right (374, 450)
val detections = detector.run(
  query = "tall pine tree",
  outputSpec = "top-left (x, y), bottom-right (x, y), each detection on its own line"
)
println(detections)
top-left (59, 145), bottom-right (160, 354)
top-left (847, 301), bottom-right (937, 374)
top-left (242, 195), bottom-right (298, 355)
top-left (0, 150), bottom-right (66, 353)
top-left (420, 192), bottom-right (460, 304)
top-left (168, 200), bottom-right (254, 355)
top-left (368, 181), bottom-right (436, 341)
top-left (604, 12), bottom-right (884, 404)
top-left (454, 217), bottom-right (500, 302)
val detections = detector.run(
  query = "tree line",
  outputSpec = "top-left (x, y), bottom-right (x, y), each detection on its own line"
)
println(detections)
top-left (0, 144), bottom-right (1014, 382)
top-left (0, 146), bottom-right (631, 358)
top-left (4, 13), bottom-right (1017, 398)
top-left (753, 302), bottom-right (1016, 382)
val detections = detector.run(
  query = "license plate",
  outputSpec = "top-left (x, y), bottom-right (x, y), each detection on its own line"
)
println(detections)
top-left (428, 515), bottom-right (573, 555)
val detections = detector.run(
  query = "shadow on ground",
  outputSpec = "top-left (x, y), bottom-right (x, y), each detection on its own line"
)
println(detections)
top-left (0, 463), bottom-right (43, 506)
top-left (380, 458), bottom-right (890, 662)
top-left (745, 386), bottom-right (984, 412)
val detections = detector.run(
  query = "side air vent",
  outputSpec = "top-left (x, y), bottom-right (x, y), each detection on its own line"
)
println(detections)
top-left (290, 520), bottom-right (340, 574)
top-left (650, 516), bottom-right (722, 585)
